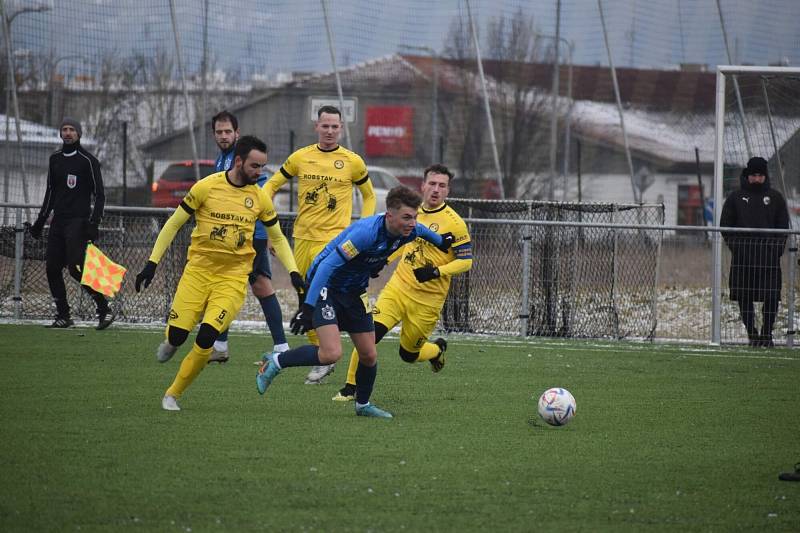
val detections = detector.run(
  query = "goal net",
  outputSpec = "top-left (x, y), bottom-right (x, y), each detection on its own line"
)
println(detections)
top-left (444, 199), bottom-right (664, 339)
top-left (714, 66), bottom-right (800, 346)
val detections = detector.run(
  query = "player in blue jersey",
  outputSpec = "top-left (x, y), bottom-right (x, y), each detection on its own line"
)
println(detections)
top-left (255, 186), bottom-right (454, 418)
top-left (208, 110), bottom-right (297, 363)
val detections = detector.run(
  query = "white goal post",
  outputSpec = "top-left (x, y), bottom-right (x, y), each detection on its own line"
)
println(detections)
top-left (712, 65), bottom-right (800, 346)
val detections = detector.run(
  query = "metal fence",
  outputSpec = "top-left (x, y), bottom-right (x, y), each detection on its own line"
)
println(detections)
top-left (2, 203), bottom-right (797, 347)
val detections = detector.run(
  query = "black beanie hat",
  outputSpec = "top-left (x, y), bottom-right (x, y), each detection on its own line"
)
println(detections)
top-left (745, 156), bottom-right (769, 177)
top-left (60, 117), bottom-right (82, 138)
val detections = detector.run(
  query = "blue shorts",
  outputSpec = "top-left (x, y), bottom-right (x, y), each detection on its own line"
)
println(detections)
top-left (312, 288), bottom-right (374, 334)
top-left (248, 238), bottom-right (272, 284)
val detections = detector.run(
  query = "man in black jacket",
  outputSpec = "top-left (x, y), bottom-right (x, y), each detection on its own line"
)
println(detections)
top-left (720, 156), bottom-right (789, 347)
top-left (28, 117), bottom-right (114, 330)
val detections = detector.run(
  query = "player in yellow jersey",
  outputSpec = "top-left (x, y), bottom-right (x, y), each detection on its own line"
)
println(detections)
top-left (332, 164), bottom-right (473, 401)
top-left (264, 105), bottom-right (376, 384)
top-left (134, 136), bottom-right (305, 411)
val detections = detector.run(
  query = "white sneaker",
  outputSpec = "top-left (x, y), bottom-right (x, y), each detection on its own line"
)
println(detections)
top-left (161, 395), bottom-right (180, 411)
top-left (208, 348), bottom-right (230, 364)
top-left (305, 363), bottom-right (336, 384)
top-left (156, 342), bottom-right (177, 363)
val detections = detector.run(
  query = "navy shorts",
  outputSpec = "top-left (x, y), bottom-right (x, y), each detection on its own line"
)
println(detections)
top-left (312, 288), bottom-right (374, 334)
top-left (248, 238), bottom-right (272, 284)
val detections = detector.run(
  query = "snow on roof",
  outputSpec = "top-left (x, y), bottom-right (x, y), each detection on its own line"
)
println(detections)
top-left (0, 114), bottom-right (96, 146)
top-left (570, 100), bottom-right (800, 165)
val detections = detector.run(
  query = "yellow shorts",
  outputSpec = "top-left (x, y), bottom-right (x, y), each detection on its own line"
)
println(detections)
top-left (294, 238), bottom-right (328, 277)
top-left (168, 266), bottom-right (248, 333)
top-left (372, 283), bottom-right (441, 353)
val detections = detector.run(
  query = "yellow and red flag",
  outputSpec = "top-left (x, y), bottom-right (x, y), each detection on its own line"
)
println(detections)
top-left (80, 243), bottom-right (127, 297)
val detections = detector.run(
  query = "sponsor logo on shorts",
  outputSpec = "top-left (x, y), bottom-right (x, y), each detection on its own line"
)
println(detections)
top-left (341, 240), bottom-right (359, 259)
top-left (321, 304), bottom-right (336, 320)
top-left (168, 309), bottom-right (178, 320)
top-left (334, 160), bottom-right (344, 169)
top-left (245, 197), bottom-right (254, 208)
top-left (67, 174), bottom-right (77, 189)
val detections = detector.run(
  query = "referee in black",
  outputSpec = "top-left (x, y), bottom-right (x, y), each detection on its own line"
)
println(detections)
top-left (28, 117), bottom-right (114, 330)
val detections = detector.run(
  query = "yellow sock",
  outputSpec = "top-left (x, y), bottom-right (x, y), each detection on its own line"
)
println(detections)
top-left (306, 329), bottom-right (320, 346)
top-left (345, 347), bottom-right (359, 385)
top-left (416, 341), bottom-right (441, 362)
top-left (165, 344), bottom-right (212, 398)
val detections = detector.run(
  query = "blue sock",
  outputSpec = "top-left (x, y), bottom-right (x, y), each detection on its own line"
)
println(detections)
top-left (259, 294), bottom-right (286, 345)
top-left (355, 362), bottom-right (377, 405)
top-left (217, 329), bottom-right (229, 342)
top-left (277, 345), bottom-right (321, 368)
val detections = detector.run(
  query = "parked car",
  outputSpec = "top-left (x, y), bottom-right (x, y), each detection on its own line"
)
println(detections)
top-left (151, 160), bottom-right (216, 207)
top-left (353, 166), bottom-right (402, 215)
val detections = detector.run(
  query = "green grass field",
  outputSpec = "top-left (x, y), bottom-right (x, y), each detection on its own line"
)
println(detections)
top-left (1, 323), bottom-right (799, 532)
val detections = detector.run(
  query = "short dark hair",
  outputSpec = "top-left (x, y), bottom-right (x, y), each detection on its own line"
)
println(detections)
top-left (234, 135), bottom-right (267, 161)
top-left (212, 110), bottom-right (238, 131)
top-left (317, 105), bottom-right (342, 119)
top-left (386, 186), bottom-right (422, 210)
top-left (423, 163), bottom-right (454, 182)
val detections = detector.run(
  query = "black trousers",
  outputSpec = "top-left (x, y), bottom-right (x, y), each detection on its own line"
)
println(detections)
top-left (45, 217), bottom-right (107, 317)
top-left (737, 294), bottom-right (779, 339)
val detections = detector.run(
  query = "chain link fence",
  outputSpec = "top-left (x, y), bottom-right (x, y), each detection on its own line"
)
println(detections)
top-left (3, 202), bottom-right (797, 346)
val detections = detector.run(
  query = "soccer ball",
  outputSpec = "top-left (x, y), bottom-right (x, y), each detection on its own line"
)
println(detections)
top-left (537, 387), bottom-right (577, 426)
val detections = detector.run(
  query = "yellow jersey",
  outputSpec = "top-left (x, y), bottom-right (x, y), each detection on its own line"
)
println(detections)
top-left (387, 203), bottom-right (471, 307)
top-left (265, 144), bottom-right (370, 242)
top-left (182, 171), bottom-right (279, 278)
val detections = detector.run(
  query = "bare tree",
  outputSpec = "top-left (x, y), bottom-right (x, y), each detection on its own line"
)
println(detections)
top-left (442, 8), bottom-right (557, 199)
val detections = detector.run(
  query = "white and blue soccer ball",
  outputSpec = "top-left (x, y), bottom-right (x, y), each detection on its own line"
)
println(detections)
top-left (537, 387), bottom-right (577, 426)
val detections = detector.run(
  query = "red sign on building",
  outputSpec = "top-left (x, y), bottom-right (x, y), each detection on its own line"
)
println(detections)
top-left (364, 106), bottom-right (414, 157)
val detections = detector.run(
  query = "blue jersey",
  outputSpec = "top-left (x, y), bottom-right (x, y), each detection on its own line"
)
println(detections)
top-left (215, 147), bottom-right (235, 172)
top-left (305, 214), bottom-right (443, 307)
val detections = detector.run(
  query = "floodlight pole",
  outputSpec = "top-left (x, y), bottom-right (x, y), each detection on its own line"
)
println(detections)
top-left (465, 0), bottom-right (504, 199)
top-left (168, 0), bottom-right (201, 181)
top-left (321, 0), bottom-right (351, 148)
top-left (598, 0), bottom-right (639, 203)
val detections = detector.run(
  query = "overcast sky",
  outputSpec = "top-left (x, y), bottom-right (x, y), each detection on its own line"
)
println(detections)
top-left (8, 0), bottom-right (800, 79)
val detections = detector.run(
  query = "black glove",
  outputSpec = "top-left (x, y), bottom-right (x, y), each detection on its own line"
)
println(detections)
top-left (290, 271), bottom-right (307, 308)
top-left (290, 303), bottom-right (314, 335)
top-left (413, 265), bottom-right (440, 283)
top-left (135, 260), bottom-right (157, 292)
top-left (85, 221), bottom-right (99, 243)
top-left (436, 232), bottom-right (455, 252)
top-left (28, 219), bottom-right (45, 240)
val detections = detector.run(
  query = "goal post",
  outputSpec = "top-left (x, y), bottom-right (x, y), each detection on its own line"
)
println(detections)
top-left (712, 65), bottom-right (800, 346)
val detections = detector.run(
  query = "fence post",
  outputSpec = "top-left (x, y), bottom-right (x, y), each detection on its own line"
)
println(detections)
top-left (787, 236), bottom-right (797, 348)
top-left (13, 207), bottom-right (23, 319)
top-left (520, 226), bottom-right (531, 337)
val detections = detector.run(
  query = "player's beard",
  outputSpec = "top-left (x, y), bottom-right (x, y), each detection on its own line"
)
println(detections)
top-left (242, 168), bottom-right (260, 185)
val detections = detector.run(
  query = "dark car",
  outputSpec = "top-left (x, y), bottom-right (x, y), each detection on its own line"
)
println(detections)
top-left (151, 160), bottom-right (216, 207)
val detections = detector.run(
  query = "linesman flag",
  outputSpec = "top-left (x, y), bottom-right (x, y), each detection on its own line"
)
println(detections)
top-left (80, 243), bottom-right (127, 297)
